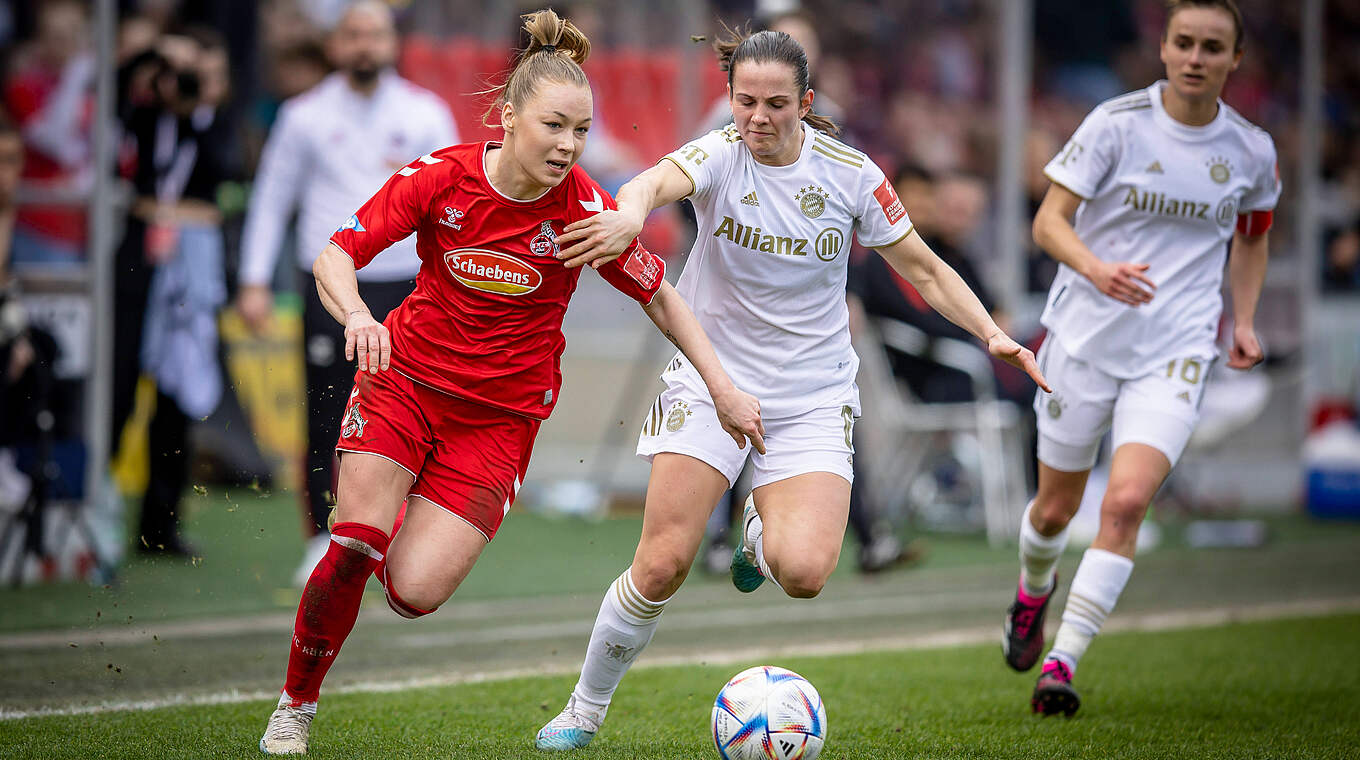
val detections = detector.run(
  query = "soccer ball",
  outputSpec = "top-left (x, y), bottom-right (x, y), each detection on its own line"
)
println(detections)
top-left (711, 665), bottom-right (827, 760)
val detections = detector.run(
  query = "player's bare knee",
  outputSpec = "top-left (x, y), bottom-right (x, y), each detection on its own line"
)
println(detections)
top-left (781, 572), bottom-right (827, 599)
top-left (778, 556), bottom-right (835, 599)
top-left (1101, 485), bottom-right (1151, 533)
top-left (1031, 496), bottom-right (1079, 535)
top-left (381, 569), bottom-right (439, 619)
top-left (632, 554), bottom-right (688, 600)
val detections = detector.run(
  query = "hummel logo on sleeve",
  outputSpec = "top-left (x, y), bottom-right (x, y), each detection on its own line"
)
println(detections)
top-left (580, 189), bottom-right (604, 213)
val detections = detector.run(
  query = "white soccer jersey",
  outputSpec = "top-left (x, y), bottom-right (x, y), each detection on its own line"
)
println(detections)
top-left (239, 71), bottom-right (458, 285)
top-left (1041, 80), bottom-right (1281, 378)
top-left (663, 122), bottom-right (914, 419)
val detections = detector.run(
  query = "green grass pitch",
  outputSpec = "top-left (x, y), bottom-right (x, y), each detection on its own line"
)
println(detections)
top-left (2, 613), bottom-right (1356, 759)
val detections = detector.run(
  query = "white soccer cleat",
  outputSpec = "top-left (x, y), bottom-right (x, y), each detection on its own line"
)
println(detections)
top-left (260, 694), bottom-right (316, 754)
top-left (535, 695), bottom-right (604, 751)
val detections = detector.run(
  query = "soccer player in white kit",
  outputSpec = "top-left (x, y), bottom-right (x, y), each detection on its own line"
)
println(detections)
top-left (535, 28), bottom-right (1048, 751)
top-left (1002, 0), bottom-right (1280, 717)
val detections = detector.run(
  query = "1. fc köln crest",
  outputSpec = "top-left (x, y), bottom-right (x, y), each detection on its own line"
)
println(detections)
top-left (529, 221), bottom-right (559, 257)
top-left (341, 403), bottom-right (368, 438)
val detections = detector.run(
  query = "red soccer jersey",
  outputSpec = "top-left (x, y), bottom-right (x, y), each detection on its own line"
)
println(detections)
top-left (330, 142), bottom-right (665, 419)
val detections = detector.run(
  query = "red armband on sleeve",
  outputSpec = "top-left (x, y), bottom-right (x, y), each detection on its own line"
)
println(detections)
top-left (1236, 209), bottom-right (1273, 236)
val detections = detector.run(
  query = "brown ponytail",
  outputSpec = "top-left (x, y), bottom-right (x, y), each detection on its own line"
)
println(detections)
top-left (714, 23), bottom-right (840, 136)
top-left (481, 9), bottom-right (593, 128)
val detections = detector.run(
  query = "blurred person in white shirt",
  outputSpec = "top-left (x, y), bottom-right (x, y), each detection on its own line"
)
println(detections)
top-left (234, 1), bottom-right (458, 586)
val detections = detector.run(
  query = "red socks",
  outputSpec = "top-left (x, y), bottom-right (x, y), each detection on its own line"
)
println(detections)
top-left (283, 521), bottom-right (389, 703)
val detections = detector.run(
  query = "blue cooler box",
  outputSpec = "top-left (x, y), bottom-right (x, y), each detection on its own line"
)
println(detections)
top-left (1307, 465), bottom-right (1360, 518)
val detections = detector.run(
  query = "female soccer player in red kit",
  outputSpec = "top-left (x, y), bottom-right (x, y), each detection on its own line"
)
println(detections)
top-left (258, 10), bottom-right (764, 754)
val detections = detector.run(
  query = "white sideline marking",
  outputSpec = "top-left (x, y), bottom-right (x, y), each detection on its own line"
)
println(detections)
top-left (392, 588), bottom-right (1006, 648)
top-left (0, 585), bottom-right (996, 650)
top-left (2, 596), bottom-right (1356, 722)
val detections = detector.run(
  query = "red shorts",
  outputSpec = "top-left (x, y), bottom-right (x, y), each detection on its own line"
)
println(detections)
top-left (335, 368), bottom-right (540, 541)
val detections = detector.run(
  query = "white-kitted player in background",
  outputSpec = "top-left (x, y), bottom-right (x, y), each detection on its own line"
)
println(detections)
top-left (1002, 0), bottom-right (1279, 718)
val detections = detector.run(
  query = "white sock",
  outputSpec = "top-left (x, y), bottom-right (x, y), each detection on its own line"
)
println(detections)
top-left (753, 532), bottom-right (784, 592)
top-left (278, 691), bottom-right (317, 713)
top-left (1019, 501), bottom-right (1069, 598)
top-left (1047, 548), bottom-right (1133, 673)
top-left (571, 567), bottom-right (670, 716)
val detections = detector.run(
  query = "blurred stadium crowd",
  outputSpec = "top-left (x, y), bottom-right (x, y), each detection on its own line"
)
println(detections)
top-left (4, 0), bottom-right (1358, 279)
top-left (0, 0), bottom-right (1356, 574)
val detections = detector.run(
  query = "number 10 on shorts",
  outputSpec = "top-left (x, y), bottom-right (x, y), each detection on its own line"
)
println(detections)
top-left (1165, 358), bottom-right (1204, 385)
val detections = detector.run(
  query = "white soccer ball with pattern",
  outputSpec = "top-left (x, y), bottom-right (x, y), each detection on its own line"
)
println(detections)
top-left (711, 665), bottom-right (827, 760)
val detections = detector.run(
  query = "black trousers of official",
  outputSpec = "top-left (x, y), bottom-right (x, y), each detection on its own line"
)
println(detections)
top-left (300, 271), bottom-right (413, 535)
top-left (111, 217), bottom-right (193, 549)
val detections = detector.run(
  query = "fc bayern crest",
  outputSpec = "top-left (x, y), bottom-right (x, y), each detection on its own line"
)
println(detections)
top-left (529, 221), bottom-right (559, 257)
top-left (1207, 155), bottom-right (1233, 184)
top-left (665, 401), bottom-right (692, 432)
top-left (796, 185), bottom-right (829, 219)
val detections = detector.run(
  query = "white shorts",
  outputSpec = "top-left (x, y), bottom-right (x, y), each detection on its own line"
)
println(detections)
top-left (635, 364), bottom-right (858, 489)
top-left (1034, 335), bottom-right (1211, 472)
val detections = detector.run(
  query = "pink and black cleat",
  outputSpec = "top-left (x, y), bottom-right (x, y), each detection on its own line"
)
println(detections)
top-left (1002, 575), bottom-right (1055, 672)
top-left (1031, 659), bottom-right (1081, 717)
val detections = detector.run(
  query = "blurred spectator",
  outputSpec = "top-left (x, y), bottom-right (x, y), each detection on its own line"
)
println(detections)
top-left (1034, 0), bottom-right (1138, 106)
top-left (852, 165), bottom-right (999, 403)
top-left (0, 115), bottom-right (27, 508)
top-left (1024, 126), bottom-right (1062, 293)
top-left (1323, 220), bottom-right (1360, 293)
top-left (0, 114), bottom-right (61, 514)
top-left (934, 171), bottom-right (992, 271)
top-left (240, 38), bottom-right (330, 177)
top-left (234, 1), bottom-right (457, 586)
top-left (881, 91), bottom-right (976, 176)
top-left (0, 116), bottom-right (19, 261)
top-left (3, 0), bottom-right (94, 266)
top-left (269, 39), bottom-right (331, 103)
top-left (0, 114), bottom-right (31, 419)
top-left (111, 27), bottom-right (238, 557)
top-left (117, 14), bottom-right (162, 63)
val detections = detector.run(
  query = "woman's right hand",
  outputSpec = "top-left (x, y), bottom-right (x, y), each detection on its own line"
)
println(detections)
top-left (345, 309), bottom-right (390, 373)
top-left (713, 386), bottom-right (766, 455)
top-left (1088, 260), bottom-right (1157, 306)
top-left (555, 209), bottom-right (643, 269)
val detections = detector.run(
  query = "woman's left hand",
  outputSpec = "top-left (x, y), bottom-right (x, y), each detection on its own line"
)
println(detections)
top-left (988, 333), bottom-right (1051, 392)
top-left (1226, 324), bottom-right (1264, 370)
